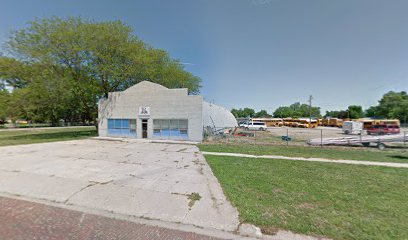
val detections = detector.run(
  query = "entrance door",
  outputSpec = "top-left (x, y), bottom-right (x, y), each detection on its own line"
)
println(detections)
top-left (142, 119), bottom-right (148, 138)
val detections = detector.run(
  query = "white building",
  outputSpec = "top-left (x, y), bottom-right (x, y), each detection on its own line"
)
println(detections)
top-left (98, 81), bottom-right (237, 142)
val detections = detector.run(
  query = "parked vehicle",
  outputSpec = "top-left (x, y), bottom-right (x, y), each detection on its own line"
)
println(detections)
top-left (367, 124), bottom-right (400, 135)
top-left (250, 118), bottom-right (283, 127)
top-left (239, 121), bottom-right (249, 128)
top-left (242, 121), bottom-right (267, 131)
top-left (342, 121), bottom-right (363, 134)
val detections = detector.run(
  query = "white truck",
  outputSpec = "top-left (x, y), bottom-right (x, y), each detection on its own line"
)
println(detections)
top-left (342, 121), bottom-right (363, 134)
top-left (241, 121), bottom-right (267, 131)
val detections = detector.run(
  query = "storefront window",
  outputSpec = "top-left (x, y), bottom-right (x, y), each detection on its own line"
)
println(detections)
top-left (179, 119), bottom-right (188, 137)
top-left (153, 119), bottom-right (188, 138)
top-left (107, 119), bottom-right (136, 137)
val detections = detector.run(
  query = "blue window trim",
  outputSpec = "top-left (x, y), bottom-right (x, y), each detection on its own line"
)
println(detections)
top-left (107, 119), bottom-right (136, 137)
top-left (152, 119), bottom-right (188, 139)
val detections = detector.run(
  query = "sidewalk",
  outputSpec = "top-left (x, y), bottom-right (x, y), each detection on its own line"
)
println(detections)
top-left (0, 195), bottom-right (326, 240)
top-left (0, 196), bottom-right (224, 240)
top-left (201, 151), bottom-right (408, 168)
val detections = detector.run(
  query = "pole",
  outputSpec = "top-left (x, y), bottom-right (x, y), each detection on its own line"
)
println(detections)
top-left (404, 131), bottom-right (406, 146)
top-left (360, 130), bottom-right (362, 144)
top-left (309, 97), bottom-right (312, 124)
top-left (320, 129), bottom-right (323, 147)
top-left (286, 128), bottom-right (289, 146)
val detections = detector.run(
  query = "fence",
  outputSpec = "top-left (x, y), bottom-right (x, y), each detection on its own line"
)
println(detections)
top-left (204, 126), bottom-right (408, 149)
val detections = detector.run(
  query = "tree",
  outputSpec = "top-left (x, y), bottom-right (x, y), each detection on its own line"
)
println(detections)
top-left (365, 106), bottom-right (382, 118)
top-left (337, 110), bottom-right (349, 119)
top-left (242, 108), bottom-right (256, 118)
top-left (325, 106), bottom-right (363, 119)
top-left (230, 108), bottom-right (256, 118)
top-left (373, 91), bottom-right (408, 122)
top-left (0, 90), bottom-right (10, 122)
top-left (0, 17), bottom-right (201, 124)
top-left (254, 110), bottom-right (272, 118)
top-left (0, 57), bottom-right (33, 88)
top-left (6, 88), bottom-right (32, 123)
top-left (230, 108), bottom-right (240, 118)
top-left (324, 110), bottom-right (340, 118)
top-left (273, 102), bottom-right (321, 118)
top-left (273, 106), bottom-right (293, 118)
top-left (347, 105), bottom-right (364, 119)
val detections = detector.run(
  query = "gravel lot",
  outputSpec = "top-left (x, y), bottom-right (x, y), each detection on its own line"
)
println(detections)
top-left (267, 126), bottom-right (346, 141)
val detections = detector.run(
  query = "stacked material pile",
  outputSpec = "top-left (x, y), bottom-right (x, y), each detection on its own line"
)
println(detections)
top-left (308, 134), bottom-right (408, 146)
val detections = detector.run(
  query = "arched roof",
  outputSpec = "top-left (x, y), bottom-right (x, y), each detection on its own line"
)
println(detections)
top-left (203, 101), bottom-right (238, 129)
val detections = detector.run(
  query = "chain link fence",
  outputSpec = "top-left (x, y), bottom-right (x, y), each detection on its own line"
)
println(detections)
top-left (204, 126), bottom-right (408, 150)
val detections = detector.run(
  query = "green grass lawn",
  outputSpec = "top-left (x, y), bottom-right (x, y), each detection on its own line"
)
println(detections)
top-left (199, 143), bottom-right (408, 163)
top-left (206, 155), bottom-right (408, 240)
top-left (0, 127), bottom-right (97, 146)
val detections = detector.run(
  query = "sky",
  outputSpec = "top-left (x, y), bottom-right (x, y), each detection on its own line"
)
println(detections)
top-left (1, 0), bottom-right (408, 113)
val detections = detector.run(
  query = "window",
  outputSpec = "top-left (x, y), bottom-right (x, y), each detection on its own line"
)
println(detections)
top-left (153, 119), bottom-right (188, 138)
top-left (130, 119), bottom-right (136, 134)
top-left (107, 119), bottom-right (136, 137)
top-left (179, 120), bottom-right (188, 137)
top-left (170, 119), bottom-right (179, 136)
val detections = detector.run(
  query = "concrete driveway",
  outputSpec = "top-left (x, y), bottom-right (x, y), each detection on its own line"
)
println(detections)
top-left (0, 139), bottom-right (239, 232)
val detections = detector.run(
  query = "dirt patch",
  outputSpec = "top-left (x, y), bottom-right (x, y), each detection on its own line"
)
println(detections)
top-left (205, 126), bottom-right (347, 146)
top-left (187, 192), bottom-right (202, 209)
top-left (297, 202), bottom-right (316, 210)
top-left (272, 188), bottom-right (283, 194)
top-left (259, 225), bottom-right (280, 235)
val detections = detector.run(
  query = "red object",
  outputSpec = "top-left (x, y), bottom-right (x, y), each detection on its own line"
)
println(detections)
top-left (0, 197), bottom-right (222, 240)
top-left (367, 124), bottom-right (400, 135)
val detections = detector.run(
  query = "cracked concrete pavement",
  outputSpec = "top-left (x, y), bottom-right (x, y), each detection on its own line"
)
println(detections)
top-left (0, 139), bottom-right (239, 232)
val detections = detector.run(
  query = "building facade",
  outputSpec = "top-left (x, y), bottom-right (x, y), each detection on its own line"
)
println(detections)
top-left (98, 81), bottom-right (204, 142)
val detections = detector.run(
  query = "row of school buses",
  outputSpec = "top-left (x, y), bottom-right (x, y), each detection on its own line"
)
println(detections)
top-left (249, 118), bottom-right (400, 129)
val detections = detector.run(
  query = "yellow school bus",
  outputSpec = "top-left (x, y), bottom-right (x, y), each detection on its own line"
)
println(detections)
top-left (373, 119), bottom-right (400, 126)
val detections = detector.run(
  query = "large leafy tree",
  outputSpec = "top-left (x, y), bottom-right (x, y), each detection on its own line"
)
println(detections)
top-left (0, 89), bottom-right (10, 122)
top-left (369, 91), bottom-right (408, 122)
top-left (347, 105), bottom-right (364, 119)
top-left (273, 102), bottom-right (321, 118)
top-left (0, 17), bottom-right (201, 124)
top-left (231, 108), bottom-right (256, 118)
top-left (325, 105), bottom-right (363, 119)
top-left (0, 57), bottom-right (34, 89)
top-left (254, 110), bottom-right (272, 118)
top-left (325, 110), bottom-right (341, 118)
top-left (273, 106), bottom-right (292, 118)
top-left (365, 106), bottom-right (381, 118)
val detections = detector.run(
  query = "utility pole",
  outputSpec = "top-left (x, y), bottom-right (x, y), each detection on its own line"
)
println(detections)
top-left (308, 95), bottom-right (313, 124)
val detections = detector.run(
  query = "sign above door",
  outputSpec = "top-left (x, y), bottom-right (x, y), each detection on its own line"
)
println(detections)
top-left (139, 106), bottom-right (150, 117)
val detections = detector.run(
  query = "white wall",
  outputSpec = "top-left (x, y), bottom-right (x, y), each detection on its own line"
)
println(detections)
top-left (98, 81), bottom-right (203, 142)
